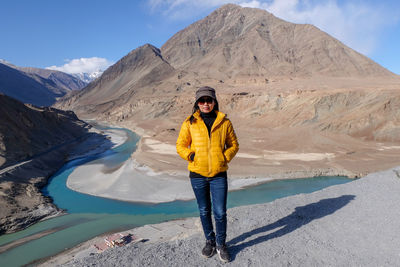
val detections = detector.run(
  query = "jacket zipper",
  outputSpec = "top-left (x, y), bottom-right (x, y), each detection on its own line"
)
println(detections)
top-left (197, 112), bottom-right (224, 176)
top-left (208, 133), bottom-right (212, 175)
top-left (208, 116), bottom-right (222, 175)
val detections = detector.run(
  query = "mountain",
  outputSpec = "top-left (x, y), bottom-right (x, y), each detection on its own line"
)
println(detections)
top-left (0, 93), bottom-right (89, 168)
top-left (0, 93), bottom-right (98, 233)
top-left (161, 3), bottom-right (393, 79)
top-left (72, 71), bottom-right (103, 83)
top-left (57, 43), bottom-right (175, 114)
top-left (0, 61), bottom-right (87, 106)
top-left (0, 63), bottom-right (60, 106)
top-left (56, 4), bottom-right (399, 124)
top-left (19, 67), bottom-right (87, 92)
top-left (55, 4), bottom-right (400, 178)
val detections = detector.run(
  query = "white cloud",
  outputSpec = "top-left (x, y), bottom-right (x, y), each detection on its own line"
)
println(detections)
top-left (46, 57), bottom-right (113, 74)
top-left (239, 0), bottom-right (269, 9)
top-left (149, 0), bottom-right (231, 10)
top-left (148, 0), bottom-right (234, 19)
top-left (147, 0), bottom-right (399, 55)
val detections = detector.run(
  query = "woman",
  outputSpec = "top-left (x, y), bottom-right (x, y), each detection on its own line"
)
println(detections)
top-left (176, 86), bottom-right (239, 262)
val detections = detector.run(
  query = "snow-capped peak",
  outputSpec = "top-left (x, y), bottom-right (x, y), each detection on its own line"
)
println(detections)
top-left (0, 59), bottom-right (16, 67)
top-left (72, 70), bottom-right (103, 83)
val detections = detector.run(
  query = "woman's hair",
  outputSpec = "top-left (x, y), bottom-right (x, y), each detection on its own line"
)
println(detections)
top-left (189, 99), bottom-right (219, 124)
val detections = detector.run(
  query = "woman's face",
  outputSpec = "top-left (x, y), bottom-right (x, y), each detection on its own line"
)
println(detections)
top-left (198, 97), bottom-right (215, 113)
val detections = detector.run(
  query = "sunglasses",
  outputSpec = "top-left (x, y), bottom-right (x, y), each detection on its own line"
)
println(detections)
top-left (198, 97), bottom-right (214, 104)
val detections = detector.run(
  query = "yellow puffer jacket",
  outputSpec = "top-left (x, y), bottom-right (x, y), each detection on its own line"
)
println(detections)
top-left (176, 110), bottom-right (239, 177)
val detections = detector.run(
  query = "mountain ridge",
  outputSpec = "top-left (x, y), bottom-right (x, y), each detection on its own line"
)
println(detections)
top-left (0, 93), bottom-right (110, 234)
top-left (0, 61), bottom-right (87, 106)
top-left (161, 4), bottom-right (393, 78)
top-left (19, 66), bottom-right (87, 92)
top-left (56, 3), bottom-right (399, 122)
top-left (57, 43), bottom-right (175, 110)
top-left (54, 4), bottom-right (400, 180)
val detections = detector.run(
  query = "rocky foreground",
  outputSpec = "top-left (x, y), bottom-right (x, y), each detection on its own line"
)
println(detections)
top-left (46, 166), bottom-right (400, 266)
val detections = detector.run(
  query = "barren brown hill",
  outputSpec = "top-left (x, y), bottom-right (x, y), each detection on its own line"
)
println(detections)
top-left (59, 44), bottom-right (175, 115)
top-left (55, 4), bottom-right (400, 179)
top-left (0, 94), bottom-right (90, 169)
top-left (162, 4), bottom-right (393, 79)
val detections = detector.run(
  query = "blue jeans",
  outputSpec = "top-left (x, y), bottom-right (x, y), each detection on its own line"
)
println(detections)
top-left (190, 177), bottom-right (228, 246)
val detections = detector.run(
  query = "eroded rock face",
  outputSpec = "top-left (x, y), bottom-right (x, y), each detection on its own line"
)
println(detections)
top-left (0, 94), bottom-right (89, 169)
top-left (0, 94), bottom-right (99, 234)
top-left (220, 89), bottom-right (400, 142)
top-left (0, 179), bottom-right (61, 235)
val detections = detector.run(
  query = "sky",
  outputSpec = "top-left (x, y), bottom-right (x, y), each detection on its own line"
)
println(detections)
top-left (1, 0), bottom-right (399, 75)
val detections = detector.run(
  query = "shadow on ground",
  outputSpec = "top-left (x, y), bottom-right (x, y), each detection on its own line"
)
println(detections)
top-left (228, 194), bottom-right (355, 260)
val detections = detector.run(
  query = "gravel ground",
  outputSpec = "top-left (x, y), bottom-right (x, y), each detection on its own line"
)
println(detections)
top-left (63, 167), bottom-right (400, 266)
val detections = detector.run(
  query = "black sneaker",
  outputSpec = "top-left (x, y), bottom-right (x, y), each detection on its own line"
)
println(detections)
top-left (216, 245), bottom-right (231, 262)
top-left (202, 240), bottom-right (216, 258)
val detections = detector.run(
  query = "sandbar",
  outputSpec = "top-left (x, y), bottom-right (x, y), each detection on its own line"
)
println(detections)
top-left (67, 129), bottom-right (272, 203)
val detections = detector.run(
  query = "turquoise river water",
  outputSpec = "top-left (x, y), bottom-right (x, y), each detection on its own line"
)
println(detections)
top-left (0, 126), bottom-right (353, 266)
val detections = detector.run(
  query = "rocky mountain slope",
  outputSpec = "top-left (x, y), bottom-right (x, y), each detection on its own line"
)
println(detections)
top-left (0, 94), bottom-right (89, 168)
top-left (161, 4), bottom-right (392, 79)
top-left (19, 66), bottom-right (87, 92)
top-left (0, 62), bottom-right (86, 106)
top-left (55, 4), bottom-right (400, 178)
top-left (0, 94), bottom-right (109, 234)
top-left (60, 44), bottom-right (175, 115)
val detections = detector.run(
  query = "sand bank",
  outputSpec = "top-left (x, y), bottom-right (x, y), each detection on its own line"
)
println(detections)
top-left (143, 138), bottom-right (335, 161)
top-left (69, 124), bottom-right (400, 205)
top-left (67, 131), bottom-right (273, 203)
top-left (67, 157), bottom-right (272, 203)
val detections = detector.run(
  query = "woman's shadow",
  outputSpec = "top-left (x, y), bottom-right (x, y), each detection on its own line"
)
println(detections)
top-left (228, 195), bottom-right (355, 260)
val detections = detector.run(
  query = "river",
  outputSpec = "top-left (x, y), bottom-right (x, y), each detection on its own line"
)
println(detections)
top-left (0, 125), bottom-right (353, 266)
